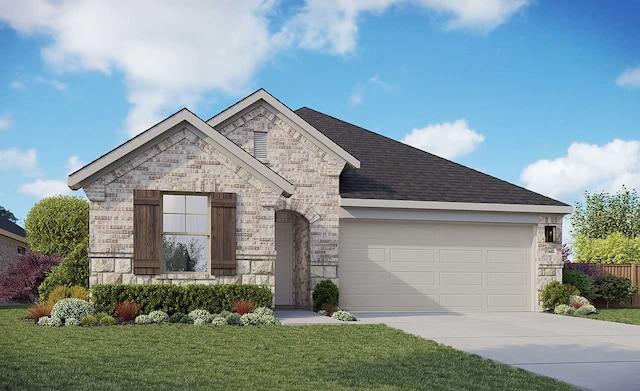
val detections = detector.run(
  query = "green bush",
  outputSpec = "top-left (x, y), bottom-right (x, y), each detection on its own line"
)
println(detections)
top-left (80, 315), bottom-right (98, 326)
top-left (99, 315), bottom-right (116, 326)
top-left (573, 232), bottom-right (640, 264)
top-left (225, 313), bottom-right (241, 326)
top-left (25, 196), bottom-right (89, 256)
top-left (563, 269), bottom-right (596, 300)
top-left (167, 313), bottom-right (186, 323)
top-left (38, 239), bottom-right (90, 303)
top-left (91, 284), bottom-right (273, 315)
top-left (539, 281), bottom-right (571, 309)
top-left (312, 280), bottom-right (339, 312)
top-left (595, 275), bottom-right (638, 307)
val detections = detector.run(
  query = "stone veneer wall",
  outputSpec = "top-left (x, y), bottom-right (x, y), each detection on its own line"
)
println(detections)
top-left (220, 104), bottom-right (344, 292)
top-left (275, 210), bottom-right (311, 308)
top-left (535, 214), bottom-right (564, 310)
top-left (84, 128), bottom-right (283, 290)
top-left (0, 234), bottom-right (28, 276)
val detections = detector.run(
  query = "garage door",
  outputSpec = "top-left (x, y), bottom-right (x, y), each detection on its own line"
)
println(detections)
top-left (339, 220), bottom-right (535, 312)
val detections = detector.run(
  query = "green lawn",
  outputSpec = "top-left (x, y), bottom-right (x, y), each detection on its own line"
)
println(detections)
top-left (578, 308), bottom-right (640, 325)
top-left (0, 307), bottom-right (575, 390)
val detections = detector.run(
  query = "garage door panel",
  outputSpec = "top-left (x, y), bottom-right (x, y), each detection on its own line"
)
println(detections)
top-left (339, 220), bottom-right (534, 312)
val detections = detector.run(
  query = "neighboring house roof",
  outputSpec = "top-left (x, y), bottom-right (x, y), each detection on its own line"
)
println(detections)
top-left (295, 107), bottom-right (569, 207)
top-left (68, 108), bottom-right (295, 197)
top-left (0, 216), bottom-right (27, 243)
top-left (207, 89), bottom-right (360, 169)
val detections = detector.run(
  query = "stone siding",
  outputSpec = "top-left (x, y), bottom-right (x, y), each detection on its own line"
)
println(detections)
top-left (0, 234), bottom-right (28, 276)
top-left (535, 215), bottom-right (564, 310)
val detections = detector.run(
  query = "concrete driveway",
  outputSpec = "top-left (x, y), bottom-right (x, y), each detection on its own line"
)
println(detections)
top-left (355, 311), bottom-right (640, 391)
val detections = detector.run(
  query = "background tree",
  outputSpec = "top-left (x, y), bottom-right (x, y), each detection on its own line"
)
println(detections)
top-left (570, 187), bottom-right (640, 240)
top-left (0, 205), bottom-right (17, 223)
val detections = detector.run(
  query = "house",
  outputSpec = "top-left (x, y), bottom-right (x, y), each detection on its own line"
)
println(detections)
top-left (68, 89), bottom-right (571, 312)
top-left (0, 216), bottom-right (29, 276)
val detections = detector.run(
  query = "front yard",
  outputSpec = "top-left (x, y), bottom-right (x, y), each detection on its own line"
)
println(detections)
top-left (578, 308), bottom-right (640, 325)
top-left (0, 307), bottom-right (575, 390)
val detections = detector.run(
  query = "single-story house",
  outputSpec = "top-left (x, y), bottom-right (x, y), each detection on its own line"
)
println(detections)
top-left (0, 216), bottom-right (29, 276)
top-left (68, 89), bottom-right (571, 312)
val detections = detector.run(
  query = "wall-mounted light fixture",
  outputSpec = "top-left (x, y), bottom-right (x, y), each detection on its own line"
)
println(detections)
top-left (545, 226), bottom-right (555, 243)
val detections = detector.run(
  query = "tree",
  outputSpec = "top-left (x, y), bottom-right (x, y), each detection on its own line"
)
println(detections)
top-left (25, 196), bottom-right (89, 256)
top-left (570, 187), bottom-right (640, 240)
top-left (0, 205), bottom-right (17, 223)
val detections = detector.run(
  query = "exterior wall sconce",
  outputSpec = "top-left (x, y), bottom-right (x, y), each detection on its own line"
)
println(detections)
top-left (545, 226), bottom-right (555, 243)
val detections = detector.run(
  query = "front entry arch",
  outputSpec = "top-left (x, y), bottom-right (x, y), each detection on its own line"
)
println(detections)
top-left (275, 210), bottom-right (310, 308)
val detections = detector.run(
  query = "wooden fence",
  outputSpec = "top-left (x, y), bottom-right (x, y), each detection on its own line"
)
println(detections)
top-left (566, 264), bottom-right (640, 307)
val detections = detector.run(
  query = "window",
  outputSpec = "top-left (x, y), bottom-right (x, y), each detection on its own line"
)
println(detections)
top-left (253, 131), bottom-right (267, 160)
top-left (162, 194), bottom-right (208, 272)
top-left (17, 246), bottom-right (26, 255)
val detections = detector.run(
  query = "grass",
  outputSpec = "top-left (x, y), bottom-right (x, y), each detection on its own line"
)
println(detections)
top-left (0, 307), bottom-right (575, 390)
top-left (578, 308), bottom-right (640, 325)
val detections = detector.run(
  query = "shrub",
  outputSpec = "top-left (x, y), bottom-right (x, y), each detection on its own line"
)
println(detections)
top-left (253, 307), bottom-right (274, 317)
top-left (25, 195), bottom-right (89, 256)
top-left (38, 316), bottom-right (63, 327)
top-left (225, 313), bottom-right (241, 326)
top-left (321, 303), bottom-right (339, 316)
top-left (51, 298), bottom-right (95, 320)
top-left (571, 301), bottom-right (582, 310)
top-left (99, 315), bottom-right (116, 326)
top-left (95, 312), bottom-right (110, 321)
top-left (135, 314), bottom-right (153, 325)
top-left (45, 284), bottom-right (90, 306)
top-left (27, 304), bottom-right (52, 320)
top-left (39, 239), bottom-right (89, 302)
top-left (91, 284), bottom-right (272, 315)
top-left (331, 310), bottom-right (356, 322)
top-left (0, 253), bottom-right (62, 303)
top-left (565, 263), bottom-right (605, 281)
top-left (240, 313), bottom-right (262, 326)
top-left (167, 313), bottom-right (186, 323)
top-left (554, 304), bottom-right (571, 314)
top-left (540, 281), bottom-right (571, 309)
top-left (260, 315), bottom-right (280, 325)
top-left (194, 318), bottom-right (207, 326)
top-left (565, 284), bottom-right (580, 296)
top-left (563, 269), bottom-right (597, 300)
top-left (220, 310), bottom-right (231, 318)
top-left (569, 295), bottom-right (590, 307)
top-left (595, 275), bottom-right (638, 307)
top-left (188, 309), bottom-right (211, 323)
top-left (115, 302), bottom-right (141, 322)
top-left (575, 304), bottom-right (597, 316)
top-left (81, 315), bottom-right (98, 326)
top-left (179, 315), bottom-right (194, 324)
top-left (573, 233), bottom-right (640, 264)
top-left (234, 300), bottom-right (255, 315)
top-left (211, 317), bottom-right (227, 326)
top-left (65, 318), bottom-right (81, 327)
top-left (312, 280), bottom-right (339, 312)
top-left (148, 310), bottom-right (169, 323)
top-left (37, 316), bottom-right (50, 326)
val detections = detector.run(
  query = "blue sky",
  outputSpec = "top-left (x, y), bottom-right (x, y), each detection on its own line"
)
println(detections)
top-left (1, 1), bottom-right (639, 240)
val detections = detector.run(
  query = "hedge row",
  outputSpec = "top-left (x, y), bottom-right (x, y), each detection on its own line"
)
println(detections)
top-left (92, 284), bottom-right (273, 315)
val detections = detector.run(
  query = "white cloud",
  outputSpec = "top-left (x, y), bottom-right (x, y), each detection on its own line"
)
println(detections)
top-left (416, 0), bottom-right (529, 33)
top-left (349, 75), bottom-right (397, 106)
top-left (35, 75), bottom-right (67, 91)
top-left (0, 113), bottom-right (11, 130)
top-left (349, 88), bottom-right (363, 106)
top-left (520, 139), bottom-right (640, 199)
top-left (19, 179), bottom-right (72, 199)
top-left (0, 148), bottom-right (40, 176)
top-left (616, 66), bottom-right (640, 89)
top-left (9, 81), bottom-right (24, 90)
top-left (66, 155), bottom-right (84, 174)
top-left (401, 119), bottom-right (485, 159)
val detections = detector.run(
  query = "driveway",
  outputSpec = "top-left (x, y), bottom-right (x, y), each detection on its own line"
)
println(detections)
top-left (355, 311), bottom-right (640, 391)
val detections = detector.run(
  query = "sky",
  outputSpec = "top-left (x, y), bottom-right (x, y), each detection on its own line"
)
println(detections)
top-left (0, 0), bottom-right (639, 242)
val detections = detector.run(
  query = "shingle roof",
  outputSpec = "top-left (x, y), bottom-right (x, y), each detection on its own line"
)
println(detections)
top-left (0, 216), bottom-right (26, 238)
top-left (295, 107), bottom-right (568, 206)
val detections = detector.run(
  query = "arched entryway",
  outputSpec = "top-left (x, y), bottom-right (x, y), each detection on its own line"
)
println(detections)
top-left (274, 210), bottom-right (311, 308)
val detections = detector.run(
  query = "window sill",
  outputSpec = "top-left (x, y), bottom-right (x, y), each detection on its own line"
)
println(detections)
top-left (157, 273), bottom-right (216, 280)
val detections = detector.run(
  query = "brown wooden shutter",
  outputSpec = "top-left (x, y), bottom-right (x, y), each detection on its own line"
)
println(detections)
top-left (210, 192), bottom-right (237, 276)
top-left (133, 189), bottom-right (162, 275)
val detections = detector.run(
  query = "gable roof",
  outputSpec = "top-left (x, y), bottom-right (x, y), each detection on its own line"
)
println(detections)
top-left (0, 216), bottom-right (27, 243)
top-left (295, 107), bottom-right (570, 208)
top-left (207, 89), bottom-right (360, 169)
top-left (68, 108), bottom-right (294, 197)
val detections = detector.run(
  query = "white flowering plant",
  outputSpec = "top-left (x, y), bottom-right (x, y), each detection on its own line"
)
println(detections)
top-left (253, 307), bottom-right (274, 317)
top-left (188, 309), bottom-right (211, 323)
top-left (135, 314), bottom-right (153, 325)
top-left (331, 310), bottom-right (356, 322)
top-left (148, 310), bottom-right (169, 323)
top-left (51, 298), bottom-right (95, 321)
top-left (211, 317), bottom-right (227, 326)
top-left (65, 318), bottom-right (81, 327)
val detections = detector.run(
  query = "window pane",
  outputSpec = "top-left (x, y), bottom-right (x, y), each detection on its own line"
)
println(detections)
top-left (186, 215), bottom-right (207, 233)
top-left (163, 195), bottom-right (185, 213)
top-left (163, 235), bottom-right (208, 272)
top-left (186, 195), bottom-right (207, 214)
top-left (163, 214), bottom-right (185, 233)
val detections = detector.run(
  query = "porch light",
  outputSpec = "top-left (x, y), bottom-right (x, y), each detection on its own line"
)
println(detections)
top-left (544, 226), bottom-right (555, 243)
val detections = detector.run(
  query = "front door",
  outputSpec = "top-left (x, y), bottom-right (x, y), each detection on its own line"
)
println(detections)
top-left (275, 222), bottom-right (293, 306)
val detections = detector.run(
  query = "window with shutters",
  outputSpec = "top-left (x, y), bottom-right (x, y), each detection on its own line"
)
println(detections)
top-left (253, 131), bottom-right (267, 160)
top-left (162, 194), bottom-right (209, 272)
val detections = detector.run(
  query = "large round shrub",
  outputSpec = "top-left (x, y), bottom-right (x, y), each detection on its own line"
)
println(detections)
top-left (563, 269), bottom-right (596, 300)
top-left (39, 239), bottom-right (89, 303)
top-left (540, 281), bottom-right (571, 310)
top-left (51, 298), bottom-right (95, 320)
top-left (25, 195), bottom-right (88, 256)
top-left (312, 280), bottom-right (339, 312)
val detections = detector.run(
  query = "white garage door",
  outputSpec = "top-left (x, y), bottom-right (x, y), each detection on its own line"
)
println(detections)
top-left (339, 220), bottom-right (535, 312)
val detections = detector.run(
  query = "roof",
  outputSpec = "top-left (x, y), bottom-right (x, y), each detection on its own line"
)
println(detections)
top-left (0, 216), bottom-right (26, 239)
top-left (295, 107), bottom-right (569, 207)
top-left (68, 108), bottom-right (294, 197)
